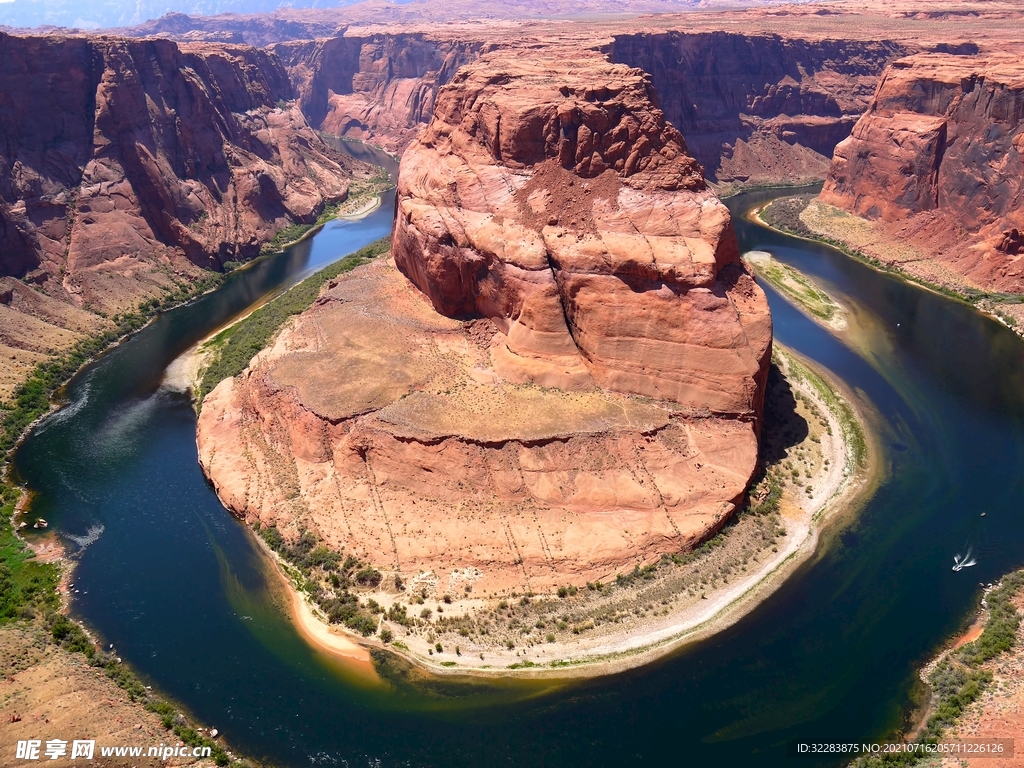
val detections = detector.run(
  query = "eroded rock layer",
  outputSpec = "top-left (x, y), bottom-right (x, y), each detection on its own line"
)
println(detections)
top-left (821, 54), bottom-right (1024, 292)
top-left (0, 32), bottom-right (365, 311)
top-left (393, 52), bottom-right (771, 414)
top-left (608, 32), bottom-right (908, 185)
top-left (198, 52), bottom-right (771, 594)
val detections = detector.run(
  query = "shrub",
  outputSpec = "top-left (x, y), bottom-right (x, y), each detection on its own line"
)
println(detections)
top-left (355, 567), bottom-right (383, 587)
top-left (387, 603), bottom-right (412, 627)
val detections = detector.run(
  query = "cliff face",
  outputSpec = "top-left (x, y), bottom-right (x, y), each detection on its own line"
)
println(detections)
top-left (608, 32), bottom-right (908, 185)
top-left (0, 32), bottom-right (363, 311)
top-left (393, 51), bottom-right (770, 413)
top-left (277, 30), bottom-right (904, 184)
top-left (275, 34), bottom-right (483, 153)
top-left (198, 51), bottom-right (771, 594)
top-left (821, 54), bottom-right (1024, 292)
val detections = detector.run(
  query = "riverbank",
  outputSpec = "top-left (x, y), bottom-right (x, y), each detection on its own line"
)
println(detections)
top-left (0, 622), bottom-right (222, 767)
top-left (259, 340), bottom-right (879, 680)
top-left (743, 249), bottom-right (847, 331)
top-left (851, 572), bottom-right (1024, 768)
top-left (0, 487), bottom-right (241, 766)
top-left (0, 178), bottom-right (393, 768)
top-left (256, 171), bottom-right (391, 258)
top-left (755, 194), bottom-right (1024, 340)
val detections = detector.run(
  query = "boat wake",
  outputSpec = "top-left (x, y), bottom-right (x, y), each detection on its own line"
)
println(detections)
top-left (953, 548), bottom-right (977, 572)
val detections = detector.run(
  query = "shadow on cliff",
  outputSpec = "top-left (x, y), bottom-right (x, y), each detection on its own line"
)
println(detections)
top-left (761, 362), bottom-right (808, 465)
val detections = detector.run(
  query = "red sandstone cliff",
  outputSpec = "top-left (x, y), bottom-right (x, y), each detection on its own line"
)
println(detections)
top-left (821, 53), bottom-right (1024, 292)
top-left (393, 50), bottom-right (771, 414)
top-left (197, 50), bottom-right (771, 594)
top-left (270, 29), bottom-right (902, 184)
top-left (608, 32), bottom-right (908, 185)
top-left (0, 32), bottom-right (365, 312)
top-left (273, 34), bottom-right (483, 153)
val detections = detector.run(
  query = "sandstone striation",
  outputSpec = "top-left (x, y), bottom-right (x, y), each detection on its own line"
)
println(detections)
top-left (821, 53), bottom-right (1024, 293)
top-left (274, 34), bottom-right (483, 153)
top-left (392, 51), bottom-right (771, 413)
top-left (0, 31), bottom-right (371, 399)
top-left (198, 51), bottom-right (772, 595)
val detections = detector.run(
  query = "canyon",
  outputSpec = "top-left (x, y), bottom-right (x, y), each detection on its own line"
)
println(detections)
top-left (820, 53), bottom-right (1024, 297)
top-left (0, 32), bottom-right (373, 400)
top-left (3, 0), bottom-right (1024, 760)
top-left (9, 1), bottom-right (1024, 404)
top-left (3, 0), bottom-right (1022, 600)
top-left (196, 48), bottom-right (772, 595)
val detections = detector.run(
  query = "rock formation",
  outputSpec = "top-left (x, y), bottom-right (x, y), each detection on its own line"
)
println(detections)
top-left (392, 51), bottom-right (771, 413)
top-left (0, 32), bottom-right (365, 306)
top-left (608, 32), bottom-right (908, 185)
top-left (274, 34), bottom-right (483, 153)
top-left (0, 31), bottom-right (370, 398)
top-left (198, 51), bottom-right (772, 595)
top-left (821, 53), bottom-right (1024, 292)
top-left (265, 29), bottom-right (903, 182)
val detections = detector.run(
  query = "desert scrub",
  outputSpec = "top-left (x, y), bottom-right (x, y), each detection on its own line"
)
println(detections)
top-left (255, 523), bottom-right (383, 637)
top-left (198, 236), bottom-right (391, 401)
top-left (759, 195), bottom-right (815, 237)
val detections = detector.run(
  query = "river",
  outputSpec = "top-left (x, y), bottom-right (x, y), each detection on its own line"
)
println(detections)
top-left (11, 176), bottom-right (1024, 767)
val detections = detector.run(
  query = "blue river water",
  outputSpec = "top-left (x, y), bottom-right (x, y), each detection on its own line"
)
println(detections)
top-left (11, 181), bottom-right (1024, 767)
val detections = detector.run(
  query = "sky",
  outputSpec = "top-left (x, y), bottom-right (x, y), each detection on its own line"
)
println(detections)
top-left (0, 0), bottom-right (346, 29)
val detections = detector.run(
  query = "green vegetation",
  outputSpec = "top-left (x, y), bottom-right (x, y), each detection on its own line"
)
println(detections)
top-left (778, 348), bottom-right (867, 477)
top-left (957, 571), bottom-right (1024, 667)
top-left (760, 195), bottom-right (1024, 308)
top-left (507, 660), bottom-right (538, 669)
top-left (853, 571), bottom-right (1024, 767)
top-left (258, 168), bottom-right (391, 257)
top-left (0, 275), bottom-right (225, 461)
top-left (256, 523), bottom-right (383, 637)
top-left (0, 485), bottom-right (60, 621)
top-left (759, 195), bottom-right (815, 238)
top-left (744, 252), bottom-right (841, 324)
top-left (198, 236), bottom-right (391, 401)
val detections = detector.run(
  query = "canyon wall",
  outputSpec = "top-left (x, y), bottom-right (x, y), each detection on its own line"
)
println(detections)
top-left (608, 32), bottom-right (908, 185)
top-left (275, 33), bottom-right (484, 152)
top-left (0, 32), bottom-right (363, 309)
top-left (198, 49), bottom-right (771, 594)
top-left (0, 30), bottom-right (368, 402)
top-left (821, 53), bottom-right (1024, 292)
top-left (275, 29), bottom-right (905, 183)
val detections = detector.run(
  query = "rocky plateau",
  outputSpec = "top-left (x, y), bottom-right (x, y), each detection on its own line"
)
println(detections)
top-left (197, 49), bottom-right (772, 594)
